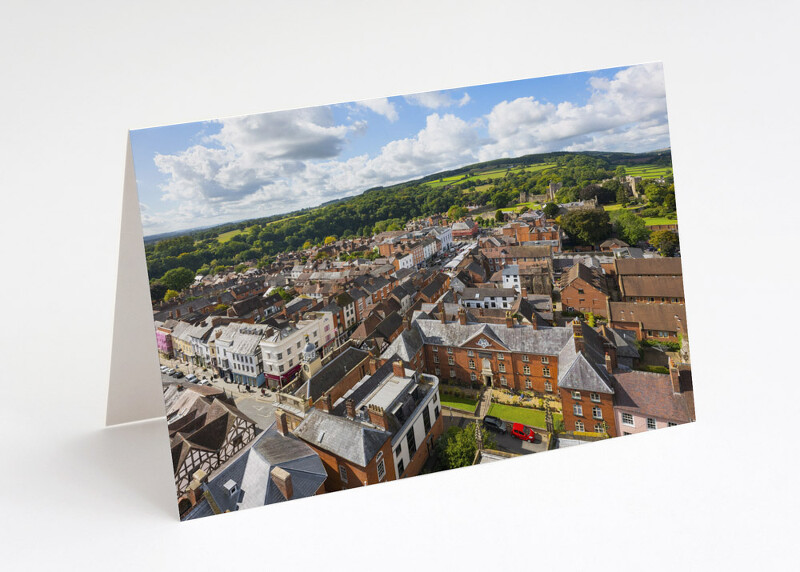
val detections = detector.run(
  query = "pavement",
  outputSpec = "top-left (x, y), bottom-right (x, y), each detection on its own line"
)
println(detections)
top-left (159, 356), bottom-right (278, 430)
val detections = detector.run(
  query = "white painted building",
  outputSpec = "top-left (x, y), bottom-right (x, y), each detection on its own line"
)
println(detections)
top-left (460, 287), bottom-right (518, 310)
top-left (259, 312), bottom-right (337, 388)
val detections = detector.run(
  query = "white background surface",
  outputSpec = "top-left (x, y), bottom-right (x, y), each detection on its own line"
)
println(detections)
top-left (1, 1), bottom-right (798, 569)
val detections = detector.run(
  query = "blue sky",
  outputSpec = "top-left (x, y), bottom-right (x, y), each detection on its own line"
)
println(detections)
top-left (131, 63), bottom-right (670, 235)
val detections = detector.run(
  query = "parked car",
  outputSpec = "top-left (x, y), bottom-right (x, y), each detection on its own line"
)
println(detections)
top-left (166, 368), bottom-right (176, 376)
top-left (511, 423), bottom-right (536, 442)
top-left (482, 415), bottom-right (507, 433)
top-left (160, 365), bottom-right (168, 373)
top-left (185, 374), bottom-right (198, 383)
top-left (174, 371), bottom-right (185, 379)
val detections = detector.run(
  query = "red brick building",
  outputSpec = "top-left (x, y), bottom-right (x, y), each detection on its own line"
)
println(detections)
top-left (559, 262), bottom-right (611, 317)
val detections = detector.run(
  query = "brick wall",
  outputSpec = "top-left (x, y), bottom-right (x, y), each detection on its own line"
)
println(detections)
top-left (561, 278), bottom-right (609, 317)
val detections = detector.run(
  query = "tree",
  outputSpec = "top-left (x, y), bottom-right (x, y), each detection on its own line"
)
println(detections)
top-left (160, 267), bottom-right (195, 292)
top-left (615, 211), bottom-right (651, 245)
top-left (495, 209), bottom-right (505, 223)
top-left (649, 230), bottom-right (679, 256)
top-left (163, 289), bottom-right (180, 302)
top-left (214, 303), bottom-right (229, 312)
top-left (560, 209), bottom-right (612, 246)
top-left (435, 422), bottom-right (497, 470)
top-left (616, 184), bottom-right (629, 206)
top-left (274, 287), bottom-right (293, 302)
top-left (150, 282), bottom-right (168, 302)
top-left (518, 206), bottom-right (529, 214)
top-left (543, 202), bottom-right (559, 218)
top-left (323, 236), bottom-right (337, 245)
top-left (615, 165), bottom-right (627, 178)
top-left (302, 240), bottom-right (313, 249)
top-left (447, 205), bottom-right (466, 220)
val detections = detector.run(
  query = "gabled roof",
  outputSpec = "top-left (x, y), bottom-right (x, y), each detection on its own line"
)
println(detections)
top-left (304, 347), bottom-right (370, 402)
top-left (294, 409), bottom-right (390, 467)
top-left (613, 370), bottom-right (693, 423)
top-left (560, 262), bottom-right (608, 294)
top-left (184, 422), bottom-right (327, 519)
top-left (380, 327), bottom-right (425, 363)
top-left (412, 315), bottom-right (573, 355)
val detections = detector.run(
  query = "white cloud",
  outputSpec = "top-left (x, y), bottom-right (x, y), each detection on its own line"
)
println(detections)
top-left (142, 64), bottom-right (670, 234)
top-left (404, 90), bottom-right (471, 109)
top-left (479, 62), bottom-right (669, 159)
top-left (355, 97), bottom-right (399, 122)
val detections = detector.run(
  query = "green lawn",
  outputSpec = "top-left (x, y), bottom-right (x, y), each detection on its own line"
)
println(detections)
top-left (441, 395), bottom-right (479, 413)
top-left (623, 165), bottom-right (672, 179)
top-left (643, 216), bottom-right (678, 226)
top-left (487, 403), bottom-right (563, 429)
top-left (500, 201), bottom-right (541, 213)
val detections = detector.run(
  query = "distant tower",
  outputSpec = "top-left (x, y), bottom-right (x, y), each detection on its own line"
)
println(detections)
top-left (300, 336), bottom-right (322, 379)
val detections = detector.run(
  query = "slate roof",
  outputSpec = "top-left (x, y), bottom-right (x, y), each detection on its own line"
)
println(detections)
top-left (293, 408), bottom-right (390, 467)
top-left (613, 371), bottom-right (693, 423)
top-left (412, 315), bottom-right (573, 356)
top-left (420, 274), bottom-right (448, 299)
top-left (285, 296), bottom-right (312, 314)
top-left (462, 287), bottom-right (517, 299)
top-left (601, 326), bottom-right (640, 359)
top-left (556, 321), bottom-right (615, 394)
top-left (380, 327), bottom-right (424, 363)
top-left (369, 311), bottom-right (404, 342)
top-left (183, 422), bottom-right (327, 519)
top-left (229, 324), bottom-right (268, 355)
top-left (303, 347), bottom-right (370, 402)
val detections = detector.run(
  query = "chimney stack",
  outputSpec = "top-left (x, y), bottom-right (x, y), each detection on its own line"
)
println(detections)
top-left (605, 352), bottom-right (613, 374)
top-left (392, 360), bottom-right (405, 378)
top-left (321, 393), bottom-right (333, 413)
top-left (275, 409), bottom-right (289, 436)
top-left (438, 300), bottom-right (446, 324)
top-left (458, 307), bottom-right (467, 326)
top-left (572, 318), bottom-right (584, 353)
top-left (669, 357), bottom-right (681, 394)
top-left (345, 398), bottom-right (356, 418)
top-left (176, 308), bottom-right (181, 318)
top-left (520, 287), bottom-right (528, 299)
top-left (367, 404), bottom-right (389, 430)
top-left (505, 311), bottom-right (514, 329)
top-left (368, 358), bottom-right (378, 375)
top-left (270, 466), bottom-right (293, 500)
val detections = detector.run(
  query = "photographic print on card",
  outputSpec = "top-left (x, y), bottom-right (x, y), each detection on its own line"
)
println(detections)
top-left (131, 62), bottom-right (694, 520)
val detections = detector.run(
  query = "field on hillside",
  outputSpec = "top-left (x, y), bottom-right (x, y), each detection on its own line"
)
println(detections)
top-left (423, 162), bottom-right (558, 189)
top-left (624, 165), bottom-right (672, 179)
top-left (217, 228), bottom-right (248, 243)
